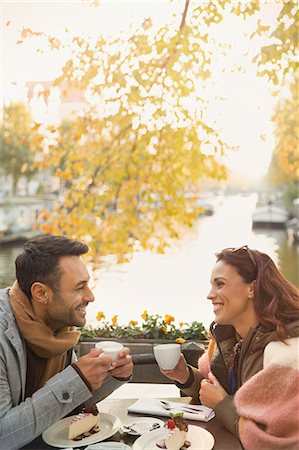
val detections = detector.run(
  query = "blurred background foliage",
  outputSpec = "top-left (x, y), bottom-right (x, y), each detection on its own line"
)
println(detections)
top-left (1, 0), bottom-right (298, 265)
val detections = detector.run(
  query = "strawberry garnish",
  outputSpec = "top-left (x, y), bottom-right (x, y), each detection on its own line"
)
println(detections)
top-left (166, 419), bottom-right (176, 430)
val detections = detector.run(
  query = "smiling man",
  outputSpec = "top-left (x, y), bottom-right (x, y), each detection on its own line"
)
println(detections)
top-left (0, 235), bottom-right (133, 450)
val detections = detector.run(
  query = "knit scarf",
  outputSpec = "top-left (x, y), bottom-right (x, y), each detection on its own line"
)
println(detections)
top-left (9, 281), bottom-right (80, 388)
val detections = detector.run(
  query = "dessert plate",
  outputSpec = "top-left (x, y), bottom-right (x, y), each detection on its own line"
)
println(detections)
top-left (42, 413), bottom-right (122, 448)
top-left (85, 444), bottom-right (131, 450)
top-left (132, 425), bottom-right (215, 450)
top-left (121, 417), bottom-right (164, 435)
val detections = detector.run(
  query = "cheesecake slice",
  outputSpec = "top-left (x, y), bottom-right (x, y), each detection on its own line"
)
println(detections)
top-left (165, 428), bottom-right (187, 450)
top-left (68, 404), bottom-right (100, 440)
top-left (157, 415), bottom-right (190, 450)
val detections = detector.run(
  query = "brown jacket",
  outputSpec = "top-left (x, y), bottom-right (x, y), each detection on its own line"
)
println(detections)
top-left (177, 320), bottom-right (299, 437)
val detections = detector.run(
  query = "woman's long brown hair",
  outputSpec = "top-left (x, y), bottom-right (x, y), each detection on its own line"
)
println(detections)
top-left (216, 246), bottom-right (299, 341)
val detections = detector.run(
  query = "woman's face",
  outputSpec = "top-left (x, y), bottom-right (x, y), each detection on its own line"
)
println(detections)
top-left (207, 260), bottom-right (257, 333)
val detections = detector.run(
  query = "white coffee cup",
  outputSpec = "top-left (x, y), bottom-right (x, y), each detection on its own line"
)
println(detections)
top-left (95, 341), bottom-right (124, 360)
top-left (153, 343), bottom-right (181, 370)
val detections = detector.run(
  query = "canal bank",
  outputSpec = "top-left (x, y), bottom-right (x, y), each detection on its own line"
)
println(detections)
top-left (0, 194), bottom-right (298, 329)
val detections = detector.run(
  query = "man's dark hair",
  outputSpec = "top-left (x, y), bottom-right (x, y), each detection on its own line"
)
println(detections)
top-left (15, 235), bottom-right (89, 299)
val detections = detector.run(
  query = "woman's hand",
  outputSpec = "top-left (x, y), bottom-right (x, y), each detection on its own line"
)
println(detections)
top-left (109, 347), bottom-right (133, 379)
top-left (159, 354), bottom-right (190, 384)
top-left (199, 371), bottom-right (228, 408)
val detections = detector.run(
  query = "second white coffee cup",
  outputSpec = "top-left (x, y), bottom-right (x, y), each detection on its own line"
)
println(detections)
top-left (95, 341), bottom-right (124, 360)
top-left (153, 343), bottom-right (181, 370)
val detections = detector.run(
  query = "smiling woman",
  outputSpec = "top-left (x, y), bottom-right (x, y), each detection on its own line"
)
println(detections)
top-left (159, 245), bottom-right (299, 450)
top-left (207, 250), bottom-right (258, 339)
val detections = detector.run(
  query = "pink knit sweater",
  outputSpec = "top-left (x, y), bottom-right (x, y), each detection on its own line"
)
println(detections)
top-left (198, 337), bottom-right (299, 449)
top-left (234, 338), bottom-right (299, 450)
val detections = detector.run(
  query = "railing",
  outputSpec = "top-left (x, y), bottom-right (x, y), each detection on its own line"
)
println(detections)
top-left (77, 340), bottom-right (206, 384)
top-left (132, 353), bottom-right (156, 365)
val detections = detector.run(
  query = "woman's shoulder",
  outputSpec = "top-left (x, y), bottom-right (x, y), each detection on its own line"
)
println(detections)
top-left (264, 336), bottom-right (299, 370)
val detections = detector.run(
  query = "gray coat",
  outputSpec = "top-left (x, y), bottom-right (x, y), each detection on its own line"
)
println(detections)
top-left (0, 288), bottom-right (127, 449)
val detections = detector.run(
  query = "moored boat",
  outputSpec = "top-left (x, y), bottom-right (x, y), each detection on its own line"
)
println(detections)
top-left (286, 218), bottom-right (299, 243)
top-left (286, 198), bottom-right (299, 242)
top-left (252, 201), bottom-right (289, 228)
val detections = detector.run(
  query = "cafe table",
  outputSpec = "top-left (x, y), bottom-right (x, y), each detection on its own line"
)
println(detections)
top-left (24, 396), bottom-right (242, 449)
top-left (96, 396), bottom-right (242, 450)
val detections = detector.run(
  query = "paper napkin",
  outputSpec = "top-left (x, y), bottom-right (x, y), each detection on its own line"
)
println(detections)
top-left (127, 398), bottom-right (215, 422)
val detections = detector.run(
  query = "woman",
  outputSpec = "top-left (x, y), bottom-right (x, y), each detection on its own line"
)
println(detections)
top-left (160, 246), bottom-right (299, 449)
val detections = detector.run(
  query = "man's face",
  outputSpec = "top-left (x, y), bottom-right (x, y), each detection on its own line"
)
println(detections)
top-left (46, 255), bottom-right (95, 330)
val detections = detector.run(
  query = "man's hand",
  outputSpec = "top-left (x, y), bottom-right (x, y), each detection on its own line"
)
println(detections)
top-left (199, 371), bottom-right (228, 408)
top-left (109, 347), bottom-right (133, 379)
top-left (159, 354), bottom-right (190, 384)
top-left (75, 348), bottom-right (113, 391)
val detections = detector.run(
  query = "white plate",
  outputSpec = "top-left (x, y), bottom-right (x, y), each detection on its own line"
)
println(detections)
top-left (121, 417), bottom-right (165, 435)
top-left (42, 412), bottom-right (122, 448)
top-left (85, 444), bottom-right (131, 450)
top-left (132, 425), bottom-right (215, 450)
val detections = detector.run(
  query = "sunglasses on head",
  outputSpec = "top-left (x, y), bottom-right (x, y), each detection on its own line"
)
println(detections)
top-left (224, 245), bottom-right (257, 269)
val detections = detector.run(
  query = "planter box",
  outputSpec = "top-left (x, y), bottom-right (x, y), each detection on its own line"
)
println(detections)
top-left (76, 338), bottom-right (207, 384)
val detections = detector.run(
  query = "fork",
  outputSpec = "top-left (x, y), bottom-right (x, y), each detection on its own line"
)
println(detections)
top-left (121, 422), bottom-right (161, 434)
top-left (159, 400), bottom-right (200, 414)
top-left (121, 422), bottom-right (137, 433)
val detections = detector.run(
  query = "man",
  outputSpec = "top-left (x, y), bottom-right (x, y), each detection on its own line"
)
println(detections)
top-left (0, 235), bottom-right (133, 449)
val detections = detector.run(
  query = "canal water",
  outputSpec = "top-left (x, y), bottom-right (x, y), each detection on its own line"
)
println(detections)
top-left (1, 193), bottom-right (298, 329)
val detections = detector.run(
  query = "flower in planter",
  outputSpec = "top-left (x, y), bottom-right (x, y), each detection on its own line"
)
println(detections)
top-left (165, 314), bottom-right (175, 325)
top-left (80, 310), bottom-right (208, 342)
top-left (111, 315), bottom-right (118, 326)
top-left (96, 311), bottom-right (106, 321)
top-left (141, 310), bottom-right (148, 321)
